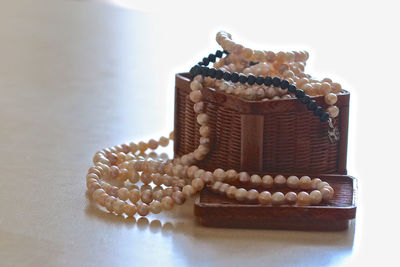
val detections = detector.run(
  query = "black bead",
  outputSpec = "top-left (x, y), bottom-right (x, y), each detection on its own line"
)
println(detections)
top-left (201, 66), bottom-right (209, 76)
top-left (256, 76), bottom-right (265, 85)
top-left (223, 50), bottom-right (229, 55)
top-left (264, 76), bottom-right (272, 86)
top-left (295, 89), bottom-right (305, 99)
top-left (231, 72), bottom-right (240, 83)
top-left (208, 68), bottom-right (217, 78)
top-left (198, 61), bottom-right (204, 66)
top-left (272, 77), bottom-right (281, 87)
top-left (223, 72), bottom-right (232, 81)
top-left (247, 74), bottom-right (256, 85)
top-left (288, 84), bottom-right (297, 93)
top-left (216, 50), bottom-right (223, 57)
top-left (307, 100), bottom-right (317, 111)
top-left (319, 112), bottom-right (330, 122)
top-left (208, 54), bottom-right (216, 62)
top-left (249, 61), bottom-right (258, 66)
top-left (300, 95), bottom-right (310, 104)
top-left (239, 74), bottom-right (248, 84)
top-left (202, 57), bottom-right (210, 65)
top-left (215, 69), bottom-right (224, 79)
top-left (189, 66), bottom-right (196, 77)
top-left (313, 106), bottom-right (323, 116)
top-left (280, 80), bottom-right (289, 89)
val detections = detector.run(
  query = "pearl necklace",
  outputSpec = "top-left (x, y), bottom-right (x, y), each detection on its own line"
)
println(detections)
top-left (213, 31), bottom-right (341, 118)
top-left (86, 32), bottom-right (337, 218)
top-left (87, 138), bottom-right (334, 217)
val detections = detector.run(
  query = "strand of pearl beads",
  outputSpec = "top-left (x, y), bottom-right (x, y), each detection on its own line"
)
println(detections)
top-left (215, 31), bottom-right (341, 119)
top-left (86, 136), bottom-right (335, 218)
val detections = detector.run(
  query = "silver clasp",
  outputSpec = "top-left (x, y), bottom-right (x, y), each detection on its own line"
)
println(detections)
top-left (328, 118), bottom-right (340, 143)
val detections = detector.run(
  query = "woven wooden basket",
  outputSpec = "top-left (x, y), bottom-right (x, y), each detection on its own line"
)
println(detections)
top-left (174, 73), bottom-right (350, 175)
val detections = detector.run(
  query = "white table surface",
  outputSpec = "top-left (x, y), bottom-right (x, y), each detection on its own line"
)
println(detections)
top-left (1, 0), bottom-right (399, 266)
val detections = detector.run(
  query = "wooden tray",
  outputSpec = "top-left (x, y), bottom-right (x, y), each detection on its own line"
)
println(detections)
top-left (194, 174), bottom-right (357, 231)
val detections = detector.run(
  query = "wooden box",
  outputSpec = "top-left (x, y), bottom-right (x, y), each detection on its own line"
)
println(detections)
top-left (174, 73), bottom-right (350, 174)
top-left (173, 73), bottom-right (356, 230)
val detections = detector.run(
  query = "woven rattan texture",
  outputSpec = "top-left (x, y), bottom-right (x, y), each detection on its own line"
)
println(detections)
top-left (174, 73), bottom-right (348, 174)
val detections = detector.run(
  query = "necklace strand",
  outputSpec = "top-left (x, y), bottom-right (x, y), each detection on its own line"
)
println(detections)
top-left (86, 33), bottom-right (336, 218)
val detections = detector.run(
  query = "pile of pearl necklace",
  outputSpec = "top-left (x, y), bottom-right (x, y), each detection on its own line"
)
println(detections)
top-left (87, 71), bottom-right (335, 217)
top-left (86, 137), bottom-right (334, 217)
top-left (212, 31), bottom-right (341, 118)
top-left (85, 31), bottom-right (338, 218)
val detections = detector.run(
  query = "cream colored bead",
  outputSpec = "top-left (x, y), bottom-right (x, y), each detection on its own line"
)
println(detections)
top-left (320, 82), bottom-right (331, 95)
top-left (148, 139), bottom-right (158, 150)
top-left (172, 191), bottom-right (185, 205)
top-left (327, 106), bottom-right (339, 118)
top-left (159, 136), bottom-right (169, 147)
top-left (187, 166), bottom-right (199, 179)
top-left (297, 191), bottom-right (311, 206)
top-left (241, 47), bottom-right (254, 60)
top-left (197, 113), bottom-right (209, 125)
top-left (129, 142), bottom-right (138, 153)
top-left (137, 203), bottom-right (150, 216)
top-left (271, 192), bottom-right (285, 205)
top-left (150, 201), bottom-right (162, 214)
top-left (138, 141), bottom-right (148, 152)
top-left (274, 175), bottom-right (286, 187)
top-left (152, 189), bottom-right (163, 201)
top-left (250, 175), bottom-right (262, 187)
top-left (285, 192), bottom-right (298, 204)
top-left (213, 168), bottom-right (226, 181)
top-left (105, 196), bottom-right (116, 212)
top-left (161, 196), bottom-right (174, 210)
top-left (117, 188), bottom-right (129, 201)
top-left (200, 171), bottom-right (213, 184)
top-left (310, 190), bottom-right (322, 205)
top-left (193, 102), bottom-right (204, 113)
top-left (311, 178), bottom-right (322, 189)
top-left (246, 189), bottom-right (259, 202)
top-left (287, 176), bottom-right (300, 189)
top-left (211, 181), bottom-right (223, 192)
top-left (92, 188), bottom-right (106, 201)
top-left (199, 125), bottom-right (211, 137)
top-left (123, 204), bottom-right (137, 217)
top-left (324, 93), bottom-right (338, 105)
top-left (226, 186), bottom-right (237, 199)
top-left (218, 183), bottom-right (230, 195)
top-left (253, 50), bottom-right (265, 62)
top-left (189, 90), bottom-right (202, 102)
top-left (265, 51), bottom-right (275, 63)
top-left (258, 191), bottom-right (272, 205)
top-left (317, 181), bottom-right (330, 190)
top-left (331, 82), bottom-right (342, 93)
top-left (128, 189), bottom-right (141, 203)
top-left (262, 175), bottom-right (274, 188)
top-left (190, 80), bottom-right (203, 91)
top-left (112, 199), bottom-right (125, 215)
top-left (238, 172), bottom-right (250, 183)
top-left (321, 186), bottom-right (334, 200)
top-left (192, 178), bottom-right (205, 191)
top-left (141, 189), bottom-right (153, 204)
top-left (299, 176), bottom-right (312, 189)
top-left (182, 185), bottom-right (195, 197)
top-left (235, 188), bottom-right (247, 201)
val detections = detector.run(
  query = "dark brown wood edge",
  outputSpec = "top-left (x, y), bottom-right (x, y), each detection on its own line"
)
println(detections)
top-left (194, 175), bottom-right (357, 227)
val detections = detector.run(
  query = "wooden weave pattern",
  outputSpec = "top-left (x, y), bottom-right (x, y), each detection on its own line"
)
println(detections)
top-left (174, 73), bottom-right (349, 174)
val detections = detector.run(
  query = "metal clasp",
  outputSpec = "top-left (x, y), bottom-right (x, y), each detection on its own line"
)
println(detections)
top-left (328, 119), bottom-right (340, 143)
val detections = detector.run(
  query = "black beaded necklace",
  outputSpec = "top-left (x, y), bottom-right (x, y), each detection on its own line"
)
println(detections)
top-left (189, 50), bottom-right (330, 123)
